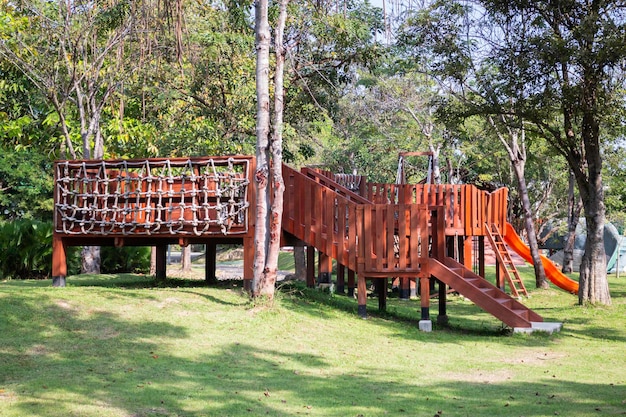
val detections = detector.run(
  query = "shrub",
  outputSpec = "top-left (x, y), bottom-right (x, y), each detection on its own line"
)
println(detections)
top-left (100, 246), bottom-right (151, 274)
top-left (0, 219), bottom-right (81, 279)
top-left (0, 220), bottom-right (149, 279)
top-left (0, 220), bottom-right (49, 279)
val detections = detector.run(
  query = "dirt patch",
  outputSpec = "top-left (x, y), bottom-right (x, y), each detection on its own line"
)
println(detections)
top-left (55, 300), bottom-right (74, 310)
top-left (95, 326), bottom-right (120, 340)
top-left (26, 344), bottom-right (48, 356)
top-left (442, 369), bottom-right (515, 384)
top-left (499, 350), bottom-right (569, 365)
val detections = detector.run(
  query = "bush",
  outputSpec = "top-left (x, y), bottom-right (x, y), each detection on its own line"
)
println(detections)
top-left (1, 220), bottom-right (47, 279)
top-left (0, 219), bottom-right (81, 280)
top-left (100, 246), bottom-right (151, 274)
top-left (0, 219), bottom-right (149, 279)
top-left (0, 147), bottom-right (54, 220)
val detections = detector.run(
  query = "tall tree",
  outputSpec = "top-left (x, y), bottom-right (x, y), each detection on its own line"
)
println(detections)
top-left (0, 0), bottom-right (135, 159)
top-left (399, 0), bottom-right (625, 304)
top-left (252, 0), bottom-right (289, 299)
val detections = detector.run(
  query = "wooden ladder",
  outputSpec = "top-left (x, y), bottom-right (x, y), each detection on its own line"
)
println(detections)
top-left (485, 223), bottom-right (529, 298)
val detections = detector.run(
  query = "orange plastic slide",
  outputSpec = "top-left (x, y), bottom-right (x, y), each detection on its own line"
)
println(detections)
top-left (503, 223), bottom-right (579, 294)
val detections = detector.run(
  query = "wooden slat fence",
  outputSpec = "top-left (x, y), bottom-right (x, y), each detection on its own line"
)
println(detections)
top-left (282, 165), bottom-right (429, 277)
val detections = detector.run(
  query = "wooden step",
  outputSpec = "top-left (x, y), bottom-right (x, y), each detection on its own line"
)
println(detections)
top-left (430, 258), bottom-right (539, 329)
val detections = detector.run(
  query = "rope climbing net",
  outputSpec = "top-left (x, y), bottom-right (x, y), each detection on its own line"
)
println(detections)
top-left (333, 173), bottom-right (363, 192)
top-left (54, 157), bottom-right (252, 236)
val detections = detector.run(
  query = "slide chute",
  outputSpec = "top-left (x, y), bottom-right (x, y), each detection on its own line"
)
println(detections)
top-left (503, 223), bottom-right (579, 294)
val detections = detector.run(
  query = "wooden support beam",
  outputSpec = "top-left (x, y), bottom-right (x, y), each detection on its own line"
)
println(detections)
top-left (357, 275), bottom-right (367, 318)
top-left (496, 256), bottom-right (505, 290)
top-left (52, 236), bottom-right (67, 287)
top-left (420, 277), bottom-right (430, 320)
top-left (243, 237), bottom-right (254, 292)
top-left (336, 264), bottom-right (345, 294)
top-left (437, 279), bottom-right (448, 326)
top-left (306, 246), bottom-right (315, 288)
top-left (155, 244), bottom-right (167, 281)
top-left (318, 251), bottom-right (332, 284)
top-left (463, 236), bottom-right (473, 270)
top-left (377, 278), bottom-right (387, 311)
top-left (205, 241), bottom-right (217, 284)
top-left (478, 236), bottom-right (485, 278)
top-left (399, 277), bottom-right (410, 300)
top-left (347, 269), bottom-right (356, 297)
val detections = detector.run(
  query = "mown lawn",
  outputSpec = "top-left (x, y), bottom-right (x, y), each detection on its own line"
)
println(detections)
top-left (0, 267), bottom-right (625, 417)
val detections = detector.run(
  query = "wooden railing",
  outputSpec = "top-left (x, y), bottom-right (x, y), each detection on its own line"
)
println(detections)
top-left (364, 182), bottom-right (508, 237)
top-left (358, 203), bottom-right (428, 277)
top-left (282, 165), bottom-right (429, 277)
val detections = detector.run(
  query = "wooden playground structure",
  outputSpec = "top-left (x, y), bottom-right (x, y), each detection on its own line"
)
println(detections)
top-left (52, 155), bottom-right (558, 331)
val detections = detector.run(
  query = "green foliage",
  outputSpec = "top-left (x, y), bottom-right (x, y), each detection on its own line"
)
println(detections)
top-left (100, 246), bottom-right (150, 274)
top-left (0, 147), bottom-right (53, 220)
top-left (603, 141), bottom-right (626, 227)
top-left (0, 220), bottom-right (44, 279)
top-left (0, 220), bottom-right (80, 280)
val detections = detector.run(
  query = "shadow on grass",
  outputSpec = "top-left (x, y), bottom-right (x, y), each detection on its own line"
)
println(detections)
top-left (276, 282), bottom-right (549, 341)
top-left (1, 277), bottom-right (624, 416)
top-left (2, 307), bottom-right (623, 417)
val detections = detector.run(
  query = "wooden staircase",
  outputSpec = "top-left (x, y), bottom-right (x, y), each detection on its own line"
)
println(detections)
top-left (485, 223), bottom-right (529, 298)
top-left (429, 257), bottom-right (542, 328)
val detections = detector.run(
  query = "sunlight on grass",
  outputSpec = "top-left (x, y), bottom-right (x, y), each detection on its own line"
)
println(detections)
top-left (0, 270), bottom-right (625, 416)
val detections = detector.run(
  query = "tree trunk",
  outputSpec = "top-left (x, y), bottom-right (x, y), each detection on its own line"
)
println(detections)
top-left (574, 71), bottom-right (611, 305)
top-left (429, 143), bottom-right (441, 184)
top-left (252, 0), bottom-right (288, 299)
top-left (150, 247), bottom-right (157, 276)
top-left (293, 246), bottom-right (306, 281)
top-left (81, 246), bottom-right (101, 274)
top-left (511, 160), bottom-right (549, 288)
top-left (180, 245), bottom-right (192, 272)
top-left (488, 116), bottom-right (548, 288)
top-left (562, 171), bottom-right (582, 273)
top-left (263, 0), bottom-right (288, 295)
top-left (252, 0), bottom-right (271, 297)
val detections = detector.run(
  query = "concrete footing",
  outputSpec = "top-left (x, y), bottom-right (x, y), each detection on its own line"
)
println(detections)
top-left (419, 319), bottom-right (432, 332)
top-left (52, 276), bottom-right (66, 287)
top-left (513, 322), bottom-right (563, 334)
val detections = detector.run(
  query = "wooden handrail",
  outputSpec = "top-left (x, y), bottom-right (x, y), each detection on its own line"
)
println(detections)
top-left (300, 167), bottom-right (372, 205)
top-left (283, 164), bottom-right (430, 277)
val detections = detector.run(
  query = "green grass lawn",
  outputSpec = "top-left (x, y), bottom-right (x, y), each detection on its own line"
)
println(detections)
top-left (1, 267), bottom-right (625, 417)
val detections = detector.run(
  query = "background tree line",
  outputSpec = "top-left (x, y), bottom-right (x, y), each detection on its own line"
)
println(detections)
top-left (1, 0), bottom-right (624, 305)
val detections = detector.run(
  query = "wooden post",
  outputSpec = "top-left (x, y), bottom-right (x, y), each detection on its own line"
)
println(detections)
top-left (399, 277), bottom-right (410, 300)
top-left (336, 263), bottom-right (345, 294)
top-left (318, 251), bottom-right (332, 284)
top-left (437, 279), bottom-right (448, 326)
top-left (155, 244), bottom-right (167, 281)
top-left (463, 236), bottom-right (473, 270)
top-left (357, 275), bottom-right (368, 318)
top-left (306, 246), bottom-right (315, 288)
top-left (431, 207), bottom-right (446, 260)
top-left (243, 237), bottom-right (254, 292)
top-left (205, 241), bottom-right (217, 284)
top-left (347, 269), bottom-right (356, 297)
top-left (420, 277), bottom-right (430, 320)
top-left (478, 235), bottom-right (485, 278)
top-left (52, 236), bottom-right (67, 287)
top-left (376, 278), bottom-right (387, 311)
top-left (496, 258), bottom-right (505, 290)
